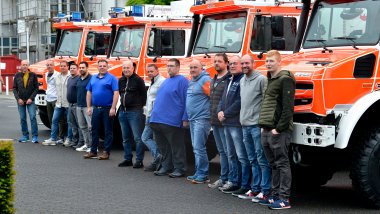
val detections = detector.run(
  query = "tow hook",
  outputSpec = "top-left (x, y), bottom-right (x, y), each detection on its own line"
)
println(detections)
top-left (292, 145), bottom-right (301, 164)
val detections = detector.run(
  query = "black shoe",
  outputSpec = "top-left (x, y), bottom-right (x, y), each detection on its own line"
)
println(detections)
top-left (133, 161), bottom-right (144, 169)
top-left (222, 185), bottom-right (240, 194)
top-left (231, 188), bottom-right (250, 197)
top-left (168, 170), bottom-right (185, 178)
top-left (144, 163), bottom-right (157, 172)
top-left (154, 168), bottom-right (170, 176)
top-left (118, 160), bottom-right (133, 167)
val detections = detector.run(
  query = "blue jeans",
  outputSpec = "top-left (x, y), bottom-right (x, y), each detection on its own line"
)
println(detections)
top-left (17, 102), bottom-right (38, 138)
top-left (118, 109), bottom-right (144, 161)
top-left (243, 125), bottom-right (271, 194)
top-left (91, 106), bottom-right (114, 153)
top-left (189, 119), bottom-right (211, 179)
top-left (212, 125), bottom-right (229, 182)
top-left (51, 107), bottom-right (69, 140)
top-left (142, 117), bottom-right (160, 162)
top-left (224, 126), bottom-right (250, 189)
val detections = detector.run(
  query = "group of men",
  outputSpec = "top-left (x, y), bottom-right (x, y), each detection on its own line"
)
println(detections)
top-left (13, 49), bottom-right (295, 210)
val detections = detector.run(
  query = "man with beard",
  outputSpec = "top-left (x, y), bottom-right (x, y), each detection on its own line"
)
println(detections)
top-left (208, 53), bottom-right (231, 189)
top-left (75, 61), bottom-right (93, 152)
top-left (238, 55), bottom-right (271, 202)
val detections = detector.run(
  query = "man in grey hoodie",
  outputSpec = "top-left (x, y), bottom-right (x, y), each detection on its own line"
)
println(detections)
top-left (238, 55), bottom-right (271, 202)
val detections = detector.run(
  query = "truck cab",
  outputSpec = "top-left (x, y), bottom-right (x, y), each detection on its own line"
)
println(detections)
top-left (256, 0), bottom-right (380, 207)
top-left (31, 20), bottom-right (111, 128)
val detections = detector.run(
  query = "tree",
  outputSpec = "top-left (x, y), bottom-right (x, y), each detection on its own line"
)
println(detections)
top-left (126, 0), bottom-right (174, 6)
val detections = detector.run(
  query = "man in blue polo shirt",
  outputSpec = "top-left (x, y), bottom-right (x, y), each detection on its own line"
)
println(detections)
top-left (84, 59), bottom-right (119, 160)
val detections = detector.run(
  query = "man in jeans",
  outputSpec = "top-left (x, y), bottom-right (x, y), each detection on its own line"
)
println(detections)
top-left (117, 60), bottom-right (147, 168)
top-left (65, 63), bottom-right (84, 148)
top-left (13, 60), bottom-right (39, 143)
top-left (259, 50), bottom-right (295, 209)
top-left (238, 54), bottom-right (271, 201)
top-left (142, 64), bottom-right (166, 172)
top-left (208, 53), bottom-right (231, 189)
top-left (84, 59), bottom-right (119, 160)
top-left (75, 62), bottom-right (92, 152)
top-left (217, 55), bottom-right (250, 195)
top-left (150, 58), bottom-right (188, 178)
top-left (43, 60), bottom-right (70, 146)
top-left (186, 59), bottom-right (211, 184)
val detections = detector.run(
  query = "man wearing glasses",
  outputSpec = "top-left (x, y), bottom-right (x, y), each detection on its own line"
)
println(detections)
top-left (150, 58), bottom-right (189, 178)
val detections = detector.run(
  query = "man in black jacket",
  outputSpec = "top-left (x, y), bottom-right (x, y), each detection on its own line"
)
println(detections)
top-left (118, 60), bottom-right (147, 168)
top-left (13, 60), bottom-right (39, 143)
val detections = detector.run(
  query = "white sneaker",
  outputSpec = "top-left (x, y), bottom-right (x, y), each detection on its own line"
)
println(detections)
top-left (42, 138), bottom-right (57, 146)
top-left (63, 138), bottom-right (72, 147)
top-left (56, 139), bottom-right (63, 144)
top-left (86, 148), bottom-right (91, 153)
top-left (76, 145), bottom-right (88, 152)
top-left (251, 192), bottom-right (265, 203)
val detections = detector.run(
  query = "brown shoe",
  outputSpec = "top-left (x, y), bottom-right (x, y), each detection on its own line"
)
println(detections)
top-left (84, 152), bottom-right (98, 159)
top-left (98, 151), bottom-right (109, 160)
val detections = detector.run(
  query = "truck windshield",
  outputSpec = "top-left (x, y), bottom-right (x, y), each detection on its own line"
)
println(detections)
top-left (111, 25), bottom-right (145, 57)
top-left (193, 12), bottom-right (247, 54)
top-left (56, 30), bottom-right (82, 56)
top-left (303, 0), bottom-right (380, 48)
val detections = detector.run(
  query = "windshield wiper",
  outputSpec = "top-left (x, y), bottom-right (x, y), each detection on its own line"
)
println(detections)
top-left (195, 46), bottom-right (210, 58)
top-left (306, 39), bottom-right (332, 53)
top-left (213, 45), bottom-right (227, 51)
top-left (334, 37), bottom-right (359, 50)
top-left (57, 50), bottom-right (73, 55)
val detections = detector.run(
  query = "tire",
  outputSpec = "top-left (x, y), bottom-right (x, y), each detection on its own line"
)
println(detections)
top-left (38, 106), bottom-right (51, 129)
top-left (351, 128), bottom-right (380, 208)
top-left (290, 146), bottom-right (334, 189)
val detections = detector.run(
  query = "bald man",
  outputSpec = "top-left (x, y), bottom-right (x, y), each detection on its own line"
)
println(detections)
top-left (186, 59), bottom-right (212, 184)
top-left (117, 60), bottom-right (147, 168)
top-left (13, 60), bottom-right (39, 143)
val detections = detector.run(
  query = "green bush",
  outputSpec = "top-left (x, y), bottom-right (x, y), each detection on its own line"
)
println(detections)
top-left (0, 140), bottom-right (15, 214)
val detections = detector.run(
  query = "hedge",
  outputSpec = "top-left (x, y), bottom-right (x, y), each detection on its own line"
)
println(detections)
top-left (0, 140), bottom-right (15, 214)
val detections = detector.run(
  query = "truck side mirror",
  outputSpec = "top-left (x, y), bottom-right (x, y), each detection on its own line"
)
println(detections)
top-left (271, 16), bottom-right (284, 37)
top-left (271, 37), bottom-right (285, 50)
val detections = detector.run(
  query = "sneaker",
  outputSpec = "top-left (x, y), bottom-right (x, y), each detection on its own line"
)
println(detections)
top-left (118, 160), bottom-right (133, 167)
top-left (268, 199), bottom-right (291, 210)
top-left (259, 195), bottom-right (278, 206)
top-left (231, 188), bottom-right (250, 197)
top-left (32, 136), bottom-right (38, 144)
top-left (219, 182), bottom-right (240, 194)
top-left (251, 192), bottom-right (267, 203)
top-left (218, 181), bottom-right (233, 191)
top-left (83, 152), bottom-right (98, 159)
top-left (208, 179), bottom-right (225, 189)
top-left (238, 190), bottom-right (260, 200)
top-left (73, 143), bottom-right (83, 149)
top-left (56, 139), bottom-right (63, 145)
top-left (133, 161), bottom-right (143, 168)
top-left (144, 163), bottom-right (157, 172)
top-left (86, 148), bottom-right (91, 153)
top-left (98, 151), bottom-right (110, 160)
top-left (76, 145), bottom-right (88, 152)
top-left (192, 177), bottom-right (210, 184)
top-left (42, 138), bottom-right (57, 146)
top-left (186, 175), bottom-right (197, 181)
top-left (63, 138), bottom-right (73, 147)
top-left (18, 136), bottom-right (29, 143)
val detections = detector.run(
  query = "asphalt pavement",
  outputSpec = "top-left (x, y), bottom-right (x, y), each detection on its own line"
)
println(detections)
top-left (0, 94), bottom-right (378, 213)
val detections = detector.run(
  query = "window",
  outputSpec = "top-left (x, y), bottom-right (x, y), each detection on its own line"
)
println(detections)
top-left (111, 26), bottom-right (145, 57)
top-left (250, 16), bottom-right (297, 51)
top-left (304, 0), bottom-right (380, 48)
top-left (193, 12), bottom-right (247, 54)
top-left (11, 38), bottom-right (18, 47)
top-left (84, 32), bottom-right (111, 55)
top-left (147, 29), bottom-right (186, 57)
top-left (56, 30), bottom-right (82, 56)
top-left (3, 38), bottom-right (10, 46)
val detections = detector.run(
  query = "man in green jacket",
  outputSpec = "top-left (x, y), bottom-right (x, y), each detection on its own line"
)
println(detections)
top-left (258, 50), bottom-right (295, 210)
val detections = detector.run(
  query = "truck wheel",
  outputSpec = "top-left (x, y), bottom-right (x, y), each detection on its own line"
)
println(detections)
top-left (351, 129), bottom-right (380, 208)
top-left (38, 106), bottom-right (51, 129)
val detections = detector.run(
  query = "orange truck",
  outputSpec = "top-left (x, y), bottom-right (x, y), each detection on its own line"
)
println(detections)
top-left (31, 20), bottom-right (111, 128)
top-left (183, 0), bottom-right (304, 77)
top-left (256, 0), bottom-right (380, 207)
